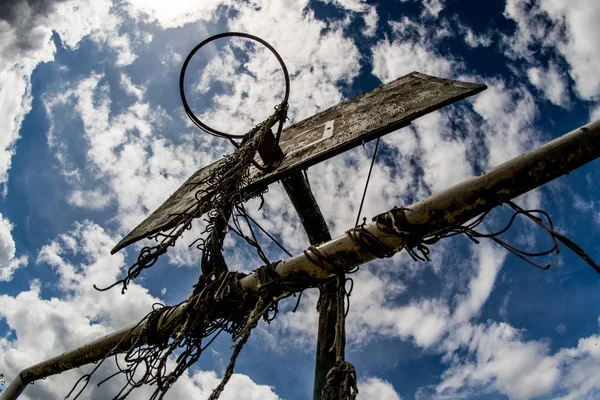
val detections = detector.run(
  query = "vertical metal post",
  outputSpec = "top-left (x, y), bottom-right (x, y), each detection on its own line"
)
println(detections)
top-left (281, 171), bottom-right (342, 400)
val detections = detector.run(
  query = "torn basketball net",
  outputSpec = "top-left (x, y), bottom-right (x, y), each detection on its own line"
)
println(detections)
top-left (69, 105), bottom-right (307, 400)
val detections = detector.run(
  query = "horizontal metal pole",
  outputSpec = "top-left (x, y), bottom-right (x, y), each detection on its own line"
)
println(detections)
top-left (3, 119), bottom-right (600, 400)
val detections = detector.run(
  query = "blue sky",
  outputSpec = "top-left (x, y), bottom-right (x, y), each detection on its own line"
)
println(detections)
top-left (1, 0), bottom-right (600, 399)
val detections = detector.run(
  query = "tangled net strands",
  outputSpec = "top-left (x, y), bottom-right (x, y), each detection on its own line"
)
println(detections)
top-left (94, 108), bottom-right (287, 295)
top-left (69, 109), bottom-right (294, 400)
top-left (68, 265), bottom-right (294, 400)
top-left (72, 33), bottom-right (301, 400)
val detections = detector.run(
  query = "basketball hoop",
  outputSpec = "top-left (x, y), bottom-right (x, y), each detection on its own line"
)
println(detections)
top-left (179, 32), bottom-right (291, 141)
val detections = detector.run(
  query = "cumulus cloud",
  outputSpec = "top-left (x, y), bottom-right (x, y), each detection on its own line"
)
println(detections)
top-left (278, 239), bottom-right (506, 351)
top-left (372, 18), bottom-right (456, 82)
top-left (316, 0), bottom-right (379, 36)
top-left (526, 63), bottom-right (569, 107)
top-left (123, 0), bottom-right (226, 28)
top-left (469, 78), bottom-right (540, 168)
top-left (0, 22), bottom-right (53, 194)
top-left (228, 0), bottom-right (362, 121)
top-left (45, 72), bottom-right (217, 236)
top-left (434, 322), bottom-right (561, 399)
top-left (0, 221), bottom-right (157, 398)
top-left (429, 321), bottom-right (600, 400)
top-left (0, 0), bottom-right (66, 24)
top-left (410, 112), bottom-right (474, 194)
top-left (503, 0), bottom-right (600, 100)
top-left (0, 0), bottom-right (136, 195)
top-left (0, 213), bottom-right (27, 282)
top-left (188, 370), bottom-right (281, 400)
top-left (358, 377), bottom-right (402, 400)
top-left (68, 188), bottom-right (114, 210)
top-left (422, 0), bottom-right (446, 17)
top-left (362, 6), bottom-right (379, 37)
top-left (460, 26), bottom-right (493, 48)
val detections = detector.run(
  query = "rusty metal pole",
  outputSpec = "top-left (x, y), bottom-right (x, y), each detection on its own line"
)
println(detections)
top-left (4, 119), bottom-right (600, 400)
top-left (280, 171), bottom-right (342, 400)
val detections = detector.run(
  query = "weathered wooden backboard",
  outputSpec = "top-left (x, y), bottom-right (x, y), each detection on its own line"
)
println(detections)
top-left (111, 72), bottom-right (486, 253)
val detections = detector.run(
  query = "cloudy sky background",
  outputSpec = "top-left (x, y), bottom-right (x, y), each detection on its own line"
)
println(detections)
top-left (1, 0), bottom-right (600, 399)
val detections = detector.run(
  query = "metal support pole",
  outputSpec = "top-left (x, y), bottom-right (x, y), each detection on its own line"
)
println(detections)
top-left (0, 376), bottom-right (26, 400)
top-left (4, 119), bottom-right (600, 400)
top-left (281, 171), bottom-right (341, 400)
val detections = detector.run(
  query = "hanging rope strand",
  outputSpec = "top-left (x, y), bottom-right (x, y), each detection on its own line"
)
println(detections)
top-left (238, 207), bottom-right (293, 257)
top-left (355, 137), bottom-right (381, 227)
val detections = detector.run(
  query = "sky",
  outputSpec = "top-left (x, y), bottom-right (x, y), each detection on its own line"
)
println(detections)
top-left (1, 0), bottom-right (600, 399)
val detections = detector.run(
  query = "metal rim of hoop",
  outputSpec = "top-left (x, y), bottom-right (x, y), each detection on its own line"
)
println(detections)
top-left (179, 32), bottom-right (291, 140)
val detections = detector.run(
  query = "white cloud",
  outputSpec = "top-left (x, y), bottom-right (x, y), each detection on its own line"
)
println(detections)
top-left (431, 320), bottom-right (600, 400)
top-left (452, 242), bottom-right (506, 324)
top-left (228, 0), bottom-right (362, 122)
top-left (553, 334), bottom-right (600, 400)
top-left (470, 78), bottom-right (539, 168)
top-left (461, 27), bottom-right (493, 48)
top-left (0, 0), bottom-right (137, 195)
top-left (526, 63), bottom-right (569, 107)
top-left (34, 221), bottom-right (156, 327)
top-left (318, 0), bottom-right (367, 12)
top-left (372, 18), bottom-right (456, 83)
top-left (362, 6), bottom-right (379, 37)
top-left (411, 112), bottom-right (474, 194)
top-left (188, 370), bottom-right (280, 400)
top-left (278, 240), bottom-right (506, 351)
top-left (45, 72), bottom-right (219, 238)
top-left (0, 213), bottom-right (27, 282)
top-left (435, 322), bottom-right (561, 400)
top-left (0, 21), bottom-right (54, 195)
top-left (68, 188), bottom-right (113, 210)
top-left (358, 377), bottom-right (402, 400)
top-left (123, 0), bottom-right (226, 28)
top-left (316, 0), bottom-right (379, 36)
top-left (503, 0), bottom-right (600, 100)
top-left (0, 221), bottom-right (157, 398)
top-left (307, 148), bottom-right (408, 236)
top-left (422, 0), bottom-right (446, 17)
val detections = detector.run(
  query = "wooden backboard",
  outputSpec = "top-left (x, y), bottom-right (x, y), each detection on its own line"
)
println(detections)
top-left (112, 72), bottom-right (486, 253)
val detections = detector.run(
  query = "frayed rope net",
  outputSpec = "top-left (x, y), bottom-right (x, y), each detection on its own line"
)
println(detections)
top-left (71, 105), bottom-right (297, 400)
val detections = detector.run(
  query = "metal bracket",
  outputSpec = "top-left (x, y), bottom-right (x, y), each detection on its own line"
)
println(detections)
top-left (257, 129), bottom-right (285, 168)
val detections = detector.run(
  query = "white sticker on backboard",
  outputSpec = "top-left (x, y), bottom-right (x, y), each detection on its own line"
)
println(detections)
top-left (281, 119), bottom-right (335, 157)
